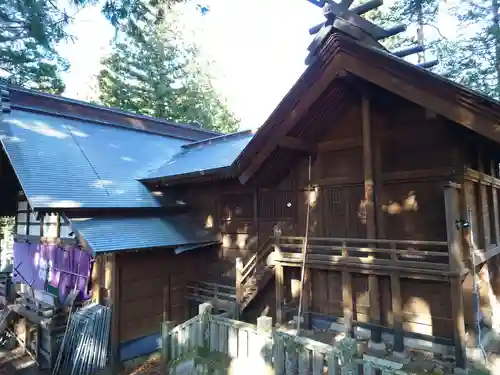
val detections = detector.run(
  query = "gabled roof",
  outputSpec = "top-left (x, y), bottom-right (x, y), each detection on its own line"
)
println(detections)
top-left (231, 32), bottom-right (500, 185)
top-left (0, 108), bottom-right (188, 209)
top-left (0, 85), bottom-right (226, 210)
top-left (8, 85), bottom-right (221, 140)
top-left (70, 215), bottom-right (219, 254)
top-left (143, 130), bottom-right (254, 183)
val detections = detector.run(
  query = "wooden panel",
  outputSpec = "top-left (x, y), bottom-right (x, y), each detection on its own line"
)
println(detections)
top-left (327, 271), bottom-right (343, 317)
top-left (382, 181), bottom-right (446, 241)
top-left (401, 279), bottom-right (452, 338)
top-left (258, 190), bottom-right (297, 219)
top-left (320, 186), bottom-right (366, 238)
top-left (117, 247), bottom-right (216, 343)
top-left (221, 192), bottom-right (254, 220)
top-left (320, 147), bottom-right (363, 181)
top-left (464, 180), bottom-right (480, 247)
top-left (352, 274), bottom-right (370, 323)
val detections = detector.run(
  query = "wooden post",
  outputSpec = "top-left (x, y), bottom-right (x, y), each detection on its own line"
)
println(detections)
top-left (302, 268), bottom-right (311, 329)
top-left (161, 320), bottom-right (174, 369)
top-left (362, 94), bottom-right (381, 343)
top-left (491, 160), bottom-right (500, 244)
top-left (390, 243), bottom-right (403, 353)
top-left (109, 254), bottom-right (120, 365)
top-left (253, 188), bottom-right (260, 249)
top-left (477, 150), bottom-right (489, 248)
top-left (275, 262), bottom-right (284, 325)
top-left (444, 184), bottom-right (467, 369)
top-left (91, 256), bottom-right (102, 305)
top-left (341, 242), bottom-right (354, 337)
top-left (257, 316), bottom-right (273, 334)
top-left (235, 257), bottom-right (243, 319)
top-left (198, 302), bottom-right (212, 348)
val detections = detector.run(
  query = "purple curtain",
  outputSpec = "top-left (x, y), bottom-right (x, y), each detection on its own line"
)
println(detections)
top-left (13, 242), bottom-right (92, 303)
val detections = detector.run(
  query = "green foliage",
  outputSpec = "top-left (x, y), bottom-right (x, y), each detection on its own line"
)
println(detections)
top-left (0, 0), bottom-right (70, 93)
top-left (97, 11), bottom-right (239, 133)
top-left (445, 0), bottom-right (500, 99)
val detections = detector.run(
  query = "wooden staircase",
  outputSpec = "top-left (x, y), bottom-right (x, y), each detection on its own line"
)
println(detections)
top-left (187, 238), bottom-right (276, 318)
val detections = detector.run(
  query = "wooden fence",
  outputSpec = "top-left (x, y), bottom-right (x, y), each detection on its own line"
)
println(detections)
top-left (161, 303), bottom-right (418, 375)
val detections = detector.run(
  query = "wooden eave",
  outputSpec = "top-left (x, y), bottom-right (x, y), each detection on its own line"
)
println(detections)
top-left (235, 32), bottom-right (500, 186)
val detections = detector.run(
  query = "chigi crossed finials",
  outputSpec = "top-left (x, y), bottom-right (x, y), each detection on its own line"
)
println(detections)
top-left (305, 0), bottom-right (438, 69)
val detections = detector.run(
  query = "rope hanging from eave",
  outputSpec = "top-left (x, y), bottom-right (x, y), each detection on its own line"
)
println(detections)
top-left (296, 155), bottom-right (312, 334)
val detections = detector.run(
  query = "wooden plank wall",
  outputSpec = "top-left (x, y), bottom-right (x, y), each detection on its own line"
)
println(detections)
top-left (115, 247), bottom-right (217, 344)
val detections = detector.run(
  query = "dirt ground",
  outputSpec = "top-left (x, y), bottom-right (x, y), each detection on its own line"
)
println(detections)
top-left (117, 354), bottom-right (163, 375)
top-left (0, 348), bottom-right (40, 375)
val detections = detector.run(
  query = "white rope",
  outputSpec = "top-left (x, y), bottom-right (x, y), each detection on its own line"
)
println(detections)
top-left (296, 155), bottom-right (312, 334)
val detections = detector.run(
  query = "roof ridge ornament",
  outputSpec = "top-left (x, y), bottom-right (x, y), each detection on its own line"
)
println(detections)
top-left (0, 84), bottom-right (11, 114)
top-left (305, 0), bottom-right (439, 70)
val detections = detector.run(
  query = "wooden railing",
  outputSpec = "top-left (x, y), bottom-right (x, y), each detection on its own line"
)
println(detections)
top-left (161, 303), bottom-right (426, 375)
top-left (186, 281), bottom-right (237, 313)
top-left (238, 237), bottom-right (274, 287)
top-left (274, 236), bottom-right (451, 273)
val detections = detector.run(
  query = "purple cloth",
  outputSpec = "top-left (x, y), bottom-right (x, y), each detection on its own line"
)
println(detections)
top-left (12, 242), bottom-right (92, 303)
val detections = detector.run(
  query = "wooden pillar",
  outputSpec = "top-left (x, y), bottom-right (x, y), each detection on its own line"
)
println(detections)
top-left (444, 184), bottom-right (467, 369)
top-left (302, 268), bottom-right (311, 329)
top-left (275, 262), bottom-right (284, 325)
top-left (362, 94), bottom-right (381, 342)
top-left (253, 188), bottom-right (260, 249)
top-left (91, 256), bottom-right (102, 304)
top-left (235, 257), bottom-right (243, 320)
top-left (491, 160), bottom-right (500, 244)
top-left (390, 243), bottom-right (403, 353)
top-left (477, 149), bottom-right (489, 248)
top-left (108, 254), bottom-right (120, 364)
top-left (341, 242), bottom-right (354, 337)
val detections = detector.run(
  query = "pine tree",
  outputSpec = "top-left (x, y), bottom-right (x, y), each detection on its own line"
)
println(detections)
top-left (444, 0), bottom-right (500, 99)
top-left (0, 0), bottom-right (70, 93)
top-left (97, 11), bottom-right (239, 133)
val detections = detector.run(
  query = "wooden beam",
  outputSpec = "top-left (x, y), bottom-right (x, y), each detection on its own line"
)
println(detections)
top-left (341, 53), bottom-right (500, 145)
top-left (317, 137), bottom-right (362, 152)
top-left (278, 136), bottom-right (316, 154)
top-left (444, 185), bottom-right (467, 369)
top-left (361, 94), bottom-right (381, 343)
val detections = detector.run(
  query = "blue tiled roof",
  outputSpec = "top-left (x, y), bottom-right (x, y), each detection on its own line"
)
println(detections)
top-left (69, 215), bottom-right (219, 254)
top-left (144, 131), bottom-right (253, 181)
top-left (0, 109), bottom-right (187, 209)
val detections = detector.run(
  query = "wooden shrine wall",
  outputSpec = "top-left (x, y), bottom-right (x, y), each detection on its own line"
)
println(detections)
top-left (115, 247), bottom-right (217, 344)
top-left (177, 91), bottom-right (461, 339)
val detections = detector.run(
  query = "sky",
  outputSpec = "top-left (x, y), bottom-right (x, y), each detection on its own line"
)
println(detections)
top-left (57, 0), bottom-right (460, 130)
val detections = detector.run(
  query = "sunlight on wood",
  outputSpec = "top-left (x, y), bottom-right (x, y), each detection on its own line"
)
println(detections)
top-left (205, 214), bottom-right (213, 228)
top-left (382, 191), bottom-right (419, 215)
top-left (404, 297), bottom-right (432, 336)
